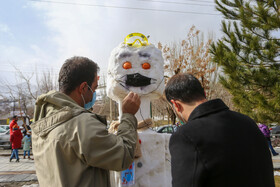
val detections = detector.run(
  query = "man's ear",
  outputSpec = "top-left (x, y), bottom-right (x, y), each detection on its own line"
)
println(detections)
top-left (171, 100), bottom-right (183, 113)
top-left (78, 82), bottom-right (88, 94)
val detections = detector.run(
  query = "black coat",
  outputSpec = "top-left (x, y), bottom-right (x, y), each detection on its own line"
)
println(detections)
top-left (170, 99), bottom-right (275, 187)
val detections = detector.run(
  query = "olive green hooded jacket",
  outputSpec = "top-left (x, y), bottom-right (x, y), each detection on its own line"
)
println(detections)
top-left (31, 91), bottom-right (137, 187)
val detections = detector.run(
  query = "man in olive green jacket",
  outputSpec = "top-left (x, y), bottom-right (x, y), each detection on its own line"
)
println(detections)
top-left (31, 56), bottom-right (140, 187)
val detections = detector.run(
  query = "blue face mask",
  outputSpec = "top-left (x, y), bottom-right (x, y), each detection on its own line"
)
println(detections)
top-left (82, 85), bottom-right (96, 110)
top-left (84, 92), bottom-right (96, 109)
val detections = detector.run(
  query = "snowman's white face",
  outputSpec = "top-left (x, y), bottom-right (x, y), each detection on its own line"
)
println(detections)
top-left (107, 43), bottom-right (164, 101)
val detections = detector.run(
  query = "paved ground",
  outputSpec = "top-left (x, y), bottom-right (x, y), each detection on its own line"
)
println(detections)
top-left (270, 147), bottom-right (280, 169)
top-left (0, 148), bottom-right (279, 186)
top-left (0, 149), bottom-right (37, 187)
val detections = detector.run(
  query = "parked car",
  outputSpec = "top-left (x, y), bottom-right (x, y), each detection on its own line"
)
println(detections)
top-left (271, 126), bottom-right (280, 138)
top-left (0, 129), bottom-right (10, 149)
top-left (0, 125), bottom-right (9, 131)
top-left (156, 125), bottom-right (177, 134)
top-left (0, 127), bottom-right (6, 133)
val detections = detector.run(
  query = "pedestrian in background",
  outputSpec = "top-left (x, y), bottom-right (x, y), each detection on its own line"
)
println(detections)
top-left (22, 132), bottom-right (33, 160)
top-left (258, 123), bottom-right (279, 156)
top-left (9, 116), bottom-right (18, 135)
top-left (165, 73), bottom-right (275, 187)
top-left (10, 125), bottom-right (23, 162)
top-left (22, 123), bottom-right (31, 136)
top-left (9, 116), bottom-right (19, 151)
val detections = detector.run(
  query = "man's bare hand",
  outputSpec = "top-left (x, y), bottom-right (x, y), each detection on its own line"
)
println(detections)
top-left (122, 92), bottom-right (141, 115)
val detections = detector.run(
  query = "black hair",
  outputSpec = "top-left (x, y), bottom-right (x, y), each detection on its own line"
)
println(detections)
top-left (12, 115), bottom-right (17, 119)
top-left (58, 56), bottom-right (100, 95)
top-left (164, 73), bottom-right (206, 104)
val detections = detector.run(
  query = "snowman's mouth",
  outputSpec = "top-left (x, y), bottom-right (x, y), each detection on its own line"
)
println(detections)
top-left (117, 73), bottom-right (157, 89)
top-left (126, 73), bottom-right (152, 87)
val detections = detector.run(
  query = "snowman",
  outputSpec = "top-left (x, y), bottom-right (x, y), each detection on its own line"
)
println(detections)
top-left (107, 33), bottom-right (171, 187)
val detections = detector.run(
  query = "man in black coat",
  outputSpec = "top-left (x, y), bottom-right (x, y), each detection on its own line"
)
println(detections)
top-left (165, 73), bottom-right (275, 187)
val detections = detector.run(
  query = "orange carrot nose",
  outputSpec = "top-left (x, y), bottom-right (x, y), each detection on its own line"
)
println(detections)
top-left (142, 62), bottom-right (151, 69)
top-left (123, 61), bottom-right (132, 69)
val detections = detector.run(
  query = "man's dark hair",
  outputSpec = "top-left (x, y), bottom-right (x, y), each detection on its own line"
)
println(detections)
top-left (12, 115), bottom-right (17, 119)
top-left (58, 56), bottom-right (99, 95)
top-left (164, 73), bottom-right (206, 104)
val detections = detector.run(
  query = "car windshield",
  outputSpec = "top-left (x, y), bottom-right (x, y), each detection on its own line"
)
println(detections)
top-left (162, 126), bottom-right (173, 133)
top-left (157, 125), bottom-right (175, 134)
top-left (0, 125), bottom-right (9, 131)
top-left (0, 127), bottom-right (6, 133)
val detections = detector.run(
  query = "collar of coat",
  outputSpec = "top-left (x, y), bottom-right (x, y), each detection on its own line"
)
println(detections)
top-left (31, 106), bottom-right (107, 137)
top-left (31, 91), bottom-right (107, 137)
top-left (31, 106), bottom-right (85, 137)
top-left (188, 99), bottom-right (229, 121)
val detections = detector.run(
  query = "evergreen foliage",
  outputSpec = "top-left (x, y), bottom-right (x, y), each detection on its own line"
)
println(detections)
top-left (211, 0), bottom-right (280, 123)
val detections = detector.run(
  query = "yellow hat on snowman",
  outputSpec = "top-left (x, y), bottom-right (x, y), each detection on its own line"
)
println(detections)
top-left (124, 33), bottom-right (149, 47)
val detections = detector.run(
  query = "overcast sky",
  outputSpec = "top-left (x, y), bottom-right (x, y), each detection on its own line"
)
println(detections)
top-left (0, 0), bottom-right (224, 86)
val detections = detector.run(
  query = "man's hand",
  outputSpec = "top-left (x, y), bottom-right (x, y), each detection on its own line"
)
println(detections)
top-left (122, 92), bottom-right (141, 115)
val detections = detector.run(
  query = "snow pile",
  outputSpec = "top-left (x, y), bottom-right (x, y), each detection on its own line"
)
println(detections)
top-left (110, 132), bottom-right (172, 187)
top-left (133, 132), bottom-right (172, 187)
top-left (107, 35), bottom-right (171, 187)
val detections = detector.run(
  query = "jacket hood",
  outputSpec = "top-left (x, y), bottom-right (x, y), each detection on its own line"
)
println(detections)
top-left (31, 91), bottom-right (86, 137)
top-left (34, 91), bottom-right (81, 118)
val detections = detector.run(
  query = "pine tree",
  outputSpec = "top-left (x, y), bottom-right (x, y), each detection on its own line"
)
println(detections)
top-left (211, 0), bottom-right (280, 124)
